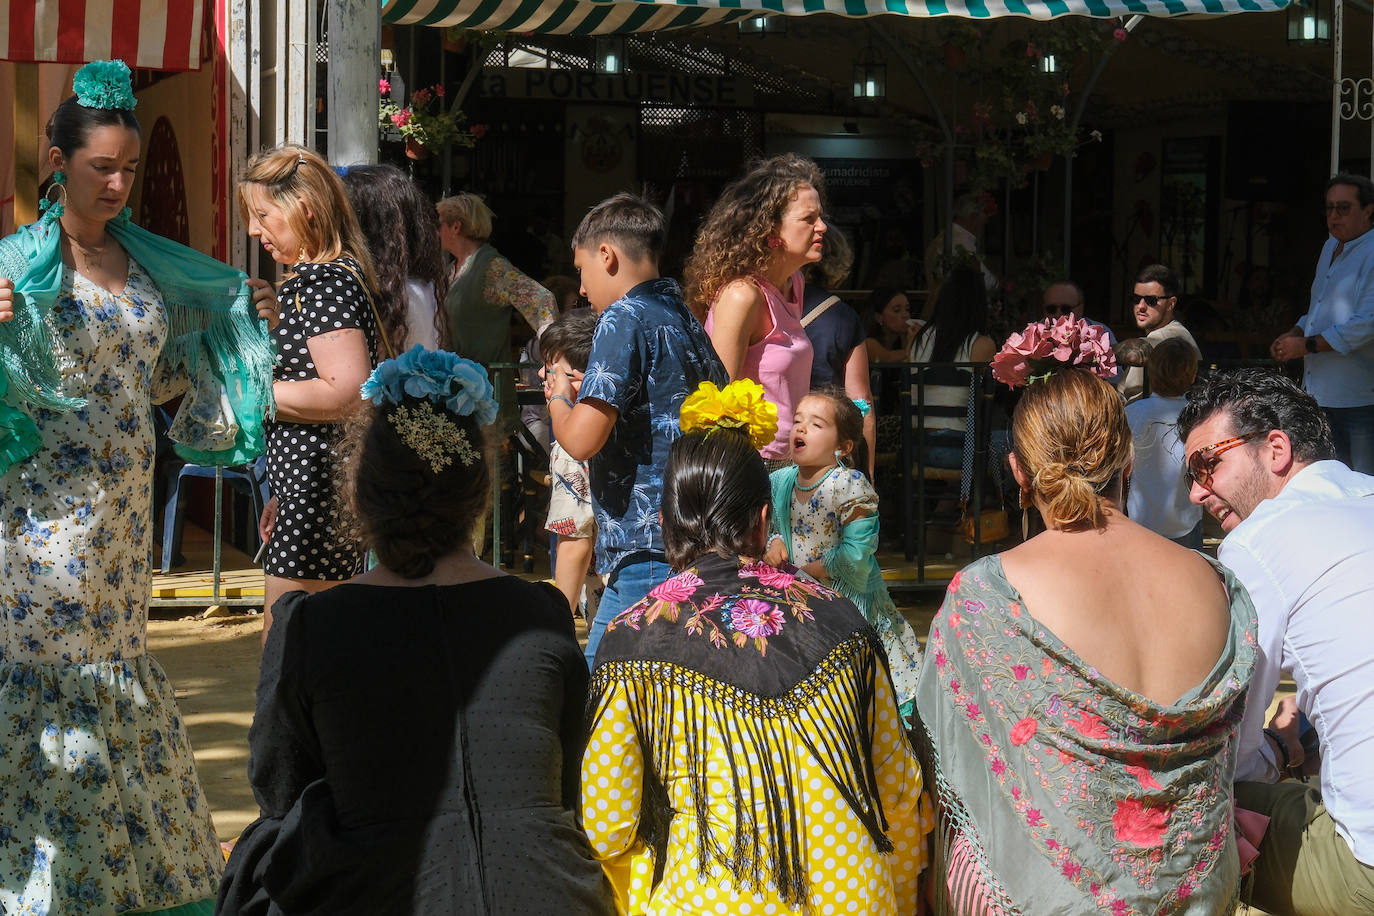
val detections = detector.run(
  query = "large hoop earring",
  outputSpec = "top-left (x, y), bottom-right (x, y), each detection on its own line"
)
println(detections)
top-left (41, 181), bottom-right (67, 215)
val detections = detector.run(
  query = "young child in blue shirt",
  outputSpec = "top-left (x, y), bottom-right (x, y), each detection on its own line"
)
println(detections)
top-left (545, 193), bottom-right (728, 667)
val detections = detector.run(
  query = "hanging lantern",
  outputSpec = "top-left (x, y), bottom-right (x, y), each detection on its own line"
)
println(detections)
top-left (853, 45), bottom-right (886, 100)
top-left (738, 15), bottom-right (785, 35)
top-left (1287, 0), bottom-right (1332, 44)
top-left (594, 36), bottom-right (626, 74)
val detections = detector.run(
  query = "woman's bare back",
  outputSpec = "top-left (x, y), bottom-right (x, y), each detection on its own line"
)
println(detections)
top-left (999, 515), bottom-right (1231, 706)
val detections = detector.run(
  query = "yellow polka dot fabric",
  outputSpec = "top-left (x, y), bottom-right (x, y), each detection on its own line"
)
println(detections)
top-left (582, 662), bottom-right (932, 915)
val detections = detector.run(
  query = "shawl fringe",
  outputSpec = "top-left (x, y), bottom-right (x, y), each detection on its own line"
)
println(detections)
top-left (587, 630), bottom-right (893, 910)
top-left (0, 210), bottom-right (275, 472)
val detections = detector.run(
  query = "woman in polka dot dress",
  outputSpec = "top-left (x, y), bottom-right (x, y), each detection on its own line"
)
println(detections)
top-left (239, 147), bottom-right (380, 636)
top-left (583, 422), bottom-right (932, 916)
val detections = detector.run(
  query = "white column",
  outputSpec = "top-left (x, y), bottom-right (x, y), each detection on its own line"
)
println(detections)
top-left (327, 0), bottom-right (379, 167)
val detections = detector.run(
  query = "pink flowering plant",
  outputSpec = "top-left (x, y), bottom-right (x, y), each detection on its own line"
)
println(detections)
top-left (990, 315), bottom-right (1117, 388)
top-left (378, 80), bottom-right (475, 151)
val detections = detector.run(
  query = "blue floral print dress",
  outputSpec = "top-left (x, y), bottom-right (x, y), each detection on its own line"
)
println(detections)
top-left (0, 261), bottom-right (223, 915)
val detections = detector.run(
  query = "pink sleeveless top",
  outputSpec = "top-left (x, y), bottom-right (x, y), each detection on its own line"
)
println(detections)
top-left (705, 271), bottom-right (814, 459)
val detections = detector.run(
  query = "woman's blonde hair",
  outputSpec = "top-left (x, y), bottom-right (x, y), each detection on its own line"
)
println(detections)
top-left (682, 153), bottom-right (825, 321)
top-left (238, 145), bottom-right (378, 294)
top-left (1012, 369), bottom-right (1133, 529)
top-left (435, 192), bottom-right (494, 242)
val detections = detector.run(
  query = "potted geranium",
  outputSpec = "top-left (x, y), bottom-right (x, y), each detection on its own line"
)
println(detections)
top-left (378, 80), bottom-right (476, 159)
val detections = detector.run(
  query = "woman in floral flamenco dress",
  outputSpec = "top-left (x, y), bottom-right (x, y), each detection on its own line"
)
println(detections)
top-left (0, 61), bottom-right (276, 915)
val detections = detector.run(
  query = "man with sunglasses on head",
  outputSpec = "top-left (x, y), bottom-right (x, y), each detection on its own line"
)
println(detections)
top-left (1042, 279), bottom-right (1119, 381)
top-left (1116, 263), bottom-right (1200, 402)
top-left (1270, 173), bottom-right (1374, 475)
top-left (1177, 368), bottom-right (1374, 916)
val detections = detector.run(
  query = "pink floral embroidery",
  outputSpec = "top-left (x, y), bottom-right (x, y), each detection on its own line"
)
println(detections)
top-left (948, 572), bottom-right (961, 592)
top-left (963, 599), bottom-right (985, 615)
top-left (648, 571), bottom-right (704, 603)
top-left (1069, 711), bottom-right (1110, 740)
top-left (1026, 808), bottom-right (1045, 827)
top-left (731, 598), bottom-right (785, 638)
top-left (1111, 899), bottom-right (1129, 916)
top-left (740, 560), bottom-right (796, 589)
top-left (1125, 765), bottom-right (1163, 790)
top-left (965, 702), bottom-right (981, 720)
top-left (1010, 717), bottom-right (1038, 746)
top-left (934, 650), bottom-right (948, 669)
top-left (949, 611), bottom-right (962, 628)
top-left (1112, 798), bottom-right (1170, 848)
top-left (991, 759), bottom-right (1006, 776)
top-left (1061, 860), bottom-right (1082, 880)
top-left (1013, 664), bottom-right (1030, 680)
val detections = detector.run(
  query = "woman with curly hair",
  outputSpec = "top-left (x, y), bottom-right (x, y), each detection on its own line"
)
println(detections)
top-left (683, 154), bottom-right (825, 464)
top-left (342, 164), bottom-right (448, 350)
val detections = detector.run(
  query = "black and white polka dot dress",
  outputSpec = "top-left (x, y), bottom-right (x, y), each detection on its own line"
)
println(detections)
top-left (265, 258), bottom-right (379, 580)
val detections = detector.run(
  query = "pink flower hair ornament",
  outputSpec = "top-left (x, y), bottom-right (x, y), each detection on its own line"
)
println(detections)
top-left (990, 315), bottom-right (1118, 388)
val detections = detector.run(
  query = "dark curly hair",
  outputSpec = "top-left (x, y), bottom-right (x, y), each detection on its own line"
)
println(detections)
top-left (337, 396), bottom-right (490, 578)
top-left (1176, 368), bottom-right (1335, 464)
top-left (682, 154), bottom-right (826, 321)
top-left (661, 427), bottom-right (770, 570)
top-left (342, 164), bottom-right (449, 349)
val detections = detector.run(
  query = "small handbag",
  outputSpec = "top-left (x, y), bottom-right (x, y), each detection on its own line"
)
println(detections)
top-left (960, 507), bottom-right (1010, 545)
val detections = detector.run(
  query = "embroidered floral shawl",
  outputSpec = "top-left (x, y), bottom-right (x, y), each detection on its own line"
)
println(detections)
top-left (914, 554), bottom-right (1257, 916)
top-left (590, 552), bottom-right (897, 908)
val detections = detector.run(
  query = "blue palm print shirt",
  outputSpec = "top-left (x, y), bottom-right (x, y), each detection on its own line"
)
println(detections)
top-left (578, 278), bottom-right (727, 576)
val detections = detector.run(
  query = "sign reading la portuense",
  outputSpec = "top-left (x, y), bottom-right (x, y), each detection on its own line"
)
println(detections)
top-left (479, 68), bottom-right (754, 108)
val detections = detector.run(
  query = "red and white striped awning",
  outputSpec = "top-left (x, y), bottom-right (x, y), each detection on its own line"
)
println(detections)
top-left (1, 0), bottom-right (203, 71)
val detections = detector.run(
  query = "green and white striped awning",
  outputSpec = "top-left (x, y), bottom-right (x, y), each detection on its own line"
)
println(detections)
top-left (382, 0), bottom-right (1292, 30)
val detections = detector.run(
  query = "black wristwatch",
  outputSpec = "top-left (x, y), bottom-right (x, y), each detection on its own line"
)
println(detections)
top-left (1305, 336), bottom-right (1319, 354)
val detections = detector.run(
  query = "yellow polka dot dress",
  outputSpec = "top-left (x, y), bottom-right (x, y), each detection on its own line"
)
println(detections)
top-left (582, 554), bottom-right (933, 915)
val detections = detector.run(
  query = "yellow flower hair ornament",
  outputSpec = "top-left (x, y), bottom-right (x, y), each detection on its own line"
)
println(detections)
top-left (679, 379), bottom-right (778, 451)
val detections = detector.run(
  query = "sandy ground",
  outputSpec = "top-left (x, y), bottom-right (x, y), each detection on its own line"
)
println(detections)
top-left (150, 612), bottom-right (265, 839)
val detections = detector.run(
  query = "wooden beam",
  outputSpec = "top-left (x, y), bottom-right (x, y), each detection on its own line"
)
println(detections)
top-left (14, 64), bottom-right (39, 225)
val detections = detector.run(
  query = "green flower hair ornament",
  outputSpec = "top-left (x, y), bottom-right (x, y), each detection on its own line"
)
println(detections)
top-left (73, 60), bottom-right (137, 111)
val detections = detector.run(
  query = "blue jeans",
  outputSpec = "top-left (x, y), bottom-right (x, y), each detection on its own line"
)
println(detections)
top-left (1325, 405), bottom-right (1374, 475)
top-left (584, 556), bottom-right (672, 669)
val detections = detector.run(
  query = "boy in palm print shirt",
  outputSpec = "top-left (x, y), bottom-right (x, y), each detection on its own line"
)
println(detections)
top-left (545, 193), bottom-right (728, 668)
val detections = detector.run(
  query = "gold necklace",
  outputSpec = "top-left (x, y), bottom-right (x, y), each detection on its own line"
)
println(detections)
top-left (69, 238), bottom-right (106, 272)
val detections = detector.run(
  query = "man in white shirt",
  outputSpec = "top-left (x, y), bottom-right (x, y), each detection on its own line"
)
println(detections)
top-left (1178, 369), bottom-right (1374, 916)
top-left (1270, 174), bottom-right (1374, 474)
top-left (1116, 263), bottom-right (1200, 402)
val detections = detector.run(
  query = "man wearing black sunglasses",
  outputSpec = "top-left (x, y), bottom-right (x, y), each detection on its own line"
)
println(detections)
top-left (1116, 263), bottom-right (1199, 402)
top-left (1177, 369), bottom-right (1374, 916)
top-left (1042, 279), bottom-right (1119, 381)
top-left (1270, 173), bottom-right (1374, 476)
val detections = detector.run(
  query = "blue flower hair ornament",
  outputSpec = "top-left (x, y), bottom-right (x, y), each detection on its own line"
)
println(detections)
top-left (361, 345), bottom-right (499, 427)
top-left (73, 60), bottom-right (137, 111)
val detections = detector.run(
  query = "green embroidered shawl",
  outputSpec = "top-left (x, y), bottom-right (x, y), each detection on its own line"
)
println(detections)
top-left (0, 209), bottom-right (276, 472)
top-left (914, 554), bottom-right (1258, 915)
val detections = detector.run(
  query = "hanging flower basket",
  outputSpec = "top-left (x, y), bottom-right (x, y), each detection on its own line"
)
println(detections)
top-left (405, 138), bottom-right (432, 160)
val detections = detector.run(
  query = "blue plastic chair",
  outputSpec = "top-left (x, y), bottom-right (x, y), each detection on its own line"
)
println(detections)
top-left (158, 455), bottom-right (270, 573)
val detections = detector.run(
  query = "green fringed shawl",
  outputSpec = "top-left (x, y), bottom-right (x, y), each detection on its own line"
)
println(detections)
top-left (0, 209), bottom-right (276, 473)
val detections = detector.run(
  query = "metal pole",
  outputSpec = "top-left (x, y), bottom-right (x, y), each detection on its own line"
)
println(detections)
top-left (1333, 0), bottom-right (1344, 174)
top-left (212, 466), bottom-right (224, 607)
top-left (326, 0), bottom-right (380, 166)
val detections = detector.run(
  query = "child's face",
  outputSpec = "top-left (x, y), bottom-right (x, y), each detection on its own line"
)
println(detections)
top-left (573, 245), bottom-right (615, 313)
top-left (541, 354), bottom-right (583, 398)
top-left (790, 396), bottom-right (852, 468)
top-left (878, 294), bottom-right (911, 334)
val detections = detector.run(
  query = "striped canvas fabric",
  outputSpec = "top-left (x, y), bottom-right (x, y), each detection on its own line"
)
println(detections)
top-left (2, 0), bottom-right (203, 70)
top-left (383, 0), bottom-right (1292, 29)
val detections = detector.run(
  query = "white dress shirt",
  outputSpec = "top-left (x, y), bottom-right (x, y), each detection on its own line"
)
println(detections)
top-left (1301, 231), bottom-right (1374, 408)
top-left (1219, 460), bottom-right (1374, 864)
